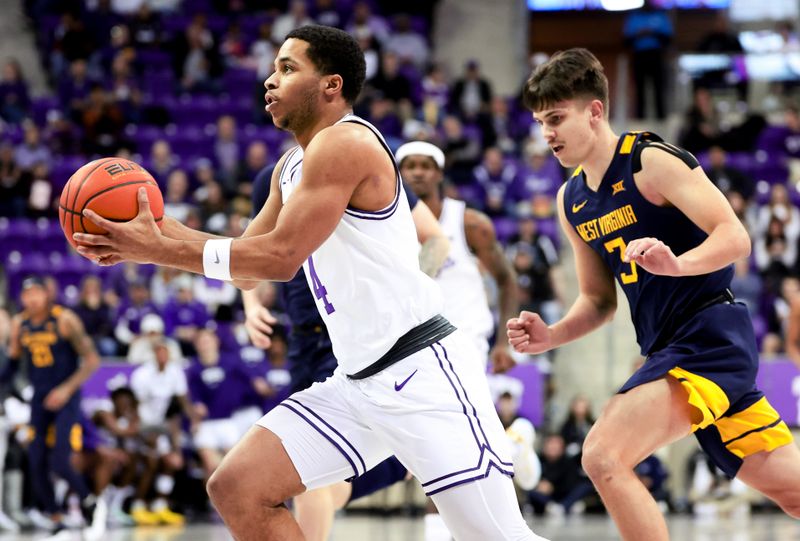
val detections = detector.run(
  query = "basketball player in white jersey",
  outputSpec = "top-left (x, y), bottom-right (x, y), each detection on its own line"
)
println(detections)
top-left (73, 26), bottom-right (546, 541)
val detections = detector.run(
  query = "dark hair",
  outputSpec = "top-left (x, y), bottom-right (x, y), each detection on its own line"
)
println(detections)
top-left (286, 25), bottom-right (366, 105)
top-left (522, 48), bottom-right (608, 114)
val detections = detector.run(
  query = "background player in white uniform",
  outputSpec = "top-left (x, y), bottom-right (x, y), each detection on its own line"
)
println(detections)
top-left (73, 26), bottom-right (545, 541)
top-left (397, 141), bottom-right (519, 373)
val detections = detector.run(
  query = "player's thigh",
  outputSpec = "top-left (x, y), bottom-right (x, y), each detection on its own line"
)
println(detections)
top-left (363, 334), bottom-right (514, 495)
top-left (738, 443), bottom-right (800, 502)
top-left (584, 376), bottom-right (694, 468)
top-left (257, 375), bottom-right (392, 492)
top-left (431, 471), bottom-right (539, 541)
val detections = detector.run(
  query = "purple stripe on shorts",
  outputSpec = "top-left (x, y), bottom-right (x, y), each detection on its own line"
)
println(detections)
top-left (278, 403), bottom-right (359, 478)
top-left (424, 461), bottom-right (515, 497)
top-left (285, 398), bottom-right (367, 475)
top-left (429, 343), bottom-right (484, 453)
top-left (421, 446), bottom-right (489, 487)
top-left (435, 341), bottom-right (514, 468)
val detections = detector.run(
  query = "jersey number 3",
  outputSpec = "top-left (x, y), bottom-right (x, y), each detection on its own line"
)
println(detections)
top-left (307, 255), bottom-right (335, 314)
top-left (604, 237), bottom-right (639, 284)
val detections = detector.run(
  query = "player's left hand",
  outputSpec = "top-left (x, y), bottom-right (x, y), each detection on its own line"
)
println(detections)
top-left (490, 345), bottom-right (516, 374)
top-left (623, 237), bottom-right (682, 277)
top-left (73, 188), bottom-right (161, 266)
top-left (43, 385), bottom-right (72, 411)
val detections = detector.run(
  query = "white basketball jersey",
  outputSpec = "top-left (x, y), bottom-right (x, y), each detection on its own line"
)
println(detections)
top-left (437, 198), bottom-right (494, 347)
top-left (279, 114), bottom-right (443, 375)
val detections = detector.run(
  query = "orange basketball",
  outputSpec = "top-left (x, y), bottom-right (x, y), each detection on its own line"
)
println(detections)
top-left (58, 157), bottom-right (164, 250)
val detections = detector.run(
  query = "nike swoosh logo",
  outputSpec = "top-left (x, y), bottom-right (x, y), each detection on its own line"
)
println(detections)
top-left (214, 251), bottom-right (220, 264)
top-left (394, 369), bottom-right (418, 391)
top-left (572, 200), bottom-right (588, 213)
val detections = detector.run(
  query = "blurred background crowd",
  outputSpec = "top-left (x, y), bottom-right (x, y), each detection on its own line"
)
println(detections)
top-left (1, 0), bottom-right (800, 533)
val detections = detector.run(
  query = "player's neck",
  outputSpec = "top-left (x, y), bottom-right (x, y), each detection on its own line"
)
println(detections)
top-left (294, 106), bottom-right (353, 149)
top-left (28, 308), bottom-right (49, 325)
top-left (580, 125), bottom-right (619, 191)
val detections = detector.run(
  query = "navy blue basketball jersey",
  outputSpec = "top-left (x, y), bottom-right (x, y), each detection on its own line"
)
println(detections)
top-left (18, 306), bottom-right (80, 393)
top-left (562, 131), bottom-right (733, 354)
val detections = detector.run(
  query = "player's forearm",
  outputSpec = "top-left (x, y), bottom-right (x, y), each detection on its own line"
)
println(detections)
top-left (676, 222), bottom-right (751, 276)
top-left (62, 352), bottom-right (100, 396)
top-left (418, 235), bottom-right (450, 277)
top-left (495, 268), bottom-right (519, 346)
top-left (161, 216), bottom-right (223, 242)
top-left (156, 235), bottom-right (300, 283)
top-left (548, 294), bottom-right (616, 348)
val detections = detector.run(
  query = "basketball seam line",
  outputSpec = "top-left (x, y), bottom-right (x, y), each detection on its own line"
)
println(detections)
top-left (78, 179), bottom-right (160, 228)
top-left (58, 204), bottom-right (163, 222)
top-left (70, 158), bottom-right (119, 236)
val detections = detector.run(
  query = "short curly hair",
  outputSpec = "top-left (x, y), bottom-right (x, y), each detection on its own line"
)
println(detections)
top-left (522, 48), bottom-right (608, 114)
top-left (286, 25), bottom-right (366, 105)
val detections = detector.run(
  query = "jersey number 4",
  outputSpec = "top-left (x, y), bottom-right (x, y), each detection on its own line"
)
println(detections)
top-left (604, 237), bottom-right (639, 284)
top-left (307, 255), bottom-right (335, 314)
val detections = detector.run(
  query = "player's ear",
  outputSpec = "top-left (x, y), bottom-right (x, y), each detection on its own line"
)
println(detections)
top-left (323, 74), bottom-right (343, 99)
top-left (589, 99), bottom-right (605, 125)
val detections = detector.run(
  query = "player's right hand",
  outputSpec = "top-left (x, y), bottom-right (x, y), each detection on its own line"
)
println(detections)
top-left (245, 305), bottom-right (278, 349)
top-left (506, 311), bottom-right (552, 354)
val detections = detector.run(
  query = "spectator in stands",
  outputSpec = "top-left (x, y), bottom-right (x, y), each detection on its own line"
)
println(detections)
top-left (191, 274), bottom-right (238, 317)
top-left (272, 0), bottom-right (314, 43)
top-left (214, 115), bottom-right (241, 190)
top-left (527, 434), bottom-right (595, 516)
top-left (513, 138), bottom-right (564, 203)
top-left (129, 340), bottom-right (194, 525)
top-left (695, 11), bottom-right (746, 102)
top-left (85, 0), bottom-right (123, 50)
top-left (50, 12), bottom-right (96, 79)
top-left (13, 122), bottom-right (52, 174)
top-left (679, 87), bottom-right (720, 154)
top-left (0, 59), bottom-right (30, 124)
top-left (473, 146), bottom-right (519, 216)
top-left (496, 391), bottom-right (541, 493)
top-left (79, 84), bottom-right (126, 156)
top-left (559, 395), bottom-right (595, 459)
top-left (623, 0), bottom-right (673, 120)
top-left (421, 62), bottom-right (450, 123)
top-left (366, 51), bottom-right (413, 105)
top-left (451, 60), bottom-right (493, 120)
top-left (385, 14), bottom-right (429, 71)
top-left (313, 0), bottom-right (345, 29)
top-left (58, 59), bottom-right (94, 122)
top-left (129, 2), bottom-right (163, 50)
top-left (730, 257), bottom-right (763, 316)
top-left (219, 21), bottom-right (248, 68)
top-left (754, 217), bottom-right (794, 295)
top-left (148, 139), bottom-right (178, 187)
top-left (127, 313), bottom-right (183, 365)
top-left (686, 449), bottom-right (751, 519)
top-left (507, 216), bottom-right (562, 326)
top-left (347, 1), bottom-right (391, 46)
top-left (24, 163), bottom-right (55, 218)
top-left (0, 142), bottom-right (25, 217)
top-left (705, 146), bottom-right (755, 201)
top-left (74, 275), bottom-right (118, 356)
top-left (163, 275), bottom-right (210, 357)
top-left (175, 15), bottom-right (221, 95)
top-left (236, 140), bottom-right (269, 187)
top-left (781, 106), bottom-right (800, 159)
top-left (187, 330), bottom-right (253, 481)
top-left (198, 181), bottom-right (228, 233)
top-left (754, 184), bottom-right (800, 269)
top-left (354, 27), bottom-right (380, 81)
top-left (162, 169), bottom-right (195, 223)
top-left (784, 288), bottom-right (800, 369)
top-left (113, 279), bottom-right (158, 354)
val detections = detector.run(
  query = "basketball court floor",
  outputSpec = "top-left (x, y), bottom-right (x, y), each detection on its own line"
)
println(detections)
top-left (7, 513), bottom-right (800, 541)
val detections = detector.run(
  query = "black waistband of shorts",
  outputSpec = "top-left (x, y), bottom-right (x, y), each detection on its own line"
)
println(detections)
top-left (347, 315), bottom-right (456, 380)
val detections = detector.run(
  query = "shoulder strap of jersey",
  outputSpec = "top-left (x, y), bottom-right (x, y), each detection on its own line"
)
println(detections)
top-left (631, 132), bottom-right (699, 173)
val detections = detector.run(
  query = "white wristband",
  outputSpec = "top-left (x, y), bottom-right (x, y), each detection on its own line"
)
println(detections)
top-left (203, 238), bottom-right (233, 281)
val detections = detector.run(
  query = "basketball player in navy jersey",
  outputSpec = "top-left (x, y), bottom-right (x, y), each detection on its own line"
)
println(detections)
top-left (7, 276), bottom-right (103, 536)
top-left (74, 25), bottom-right (546, 541)
top-left (507, 48), bottom-right (800, 540)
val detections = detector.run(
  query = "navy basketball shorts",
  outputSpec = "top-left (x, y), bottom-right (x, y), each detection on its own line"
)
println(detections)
top-left (621, 301), bottom-right (793, 477)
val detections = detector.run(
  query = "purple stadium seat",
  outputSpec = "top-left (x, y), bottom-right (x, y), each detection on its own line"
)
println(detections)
top-left (0, 219), bottom-right (36, 260)
top-left (535, 218), bottom-right (560, 250)
top-left (492, 217), bottom-right (518, 243)
top-left (35, 219), bottom-right (68, 255)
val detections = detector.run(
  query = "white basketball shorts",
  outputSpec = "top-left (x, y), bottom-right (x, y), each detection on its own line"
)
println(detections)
top-left (257, 330), bottom-right (513, 496)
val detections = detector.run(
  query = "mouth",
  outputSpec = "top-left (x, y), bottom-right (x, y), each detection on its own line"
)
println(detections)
top-left (265, 94), bottom-right (278, 111)
top-left (551, 144), bottom-right (564, 155)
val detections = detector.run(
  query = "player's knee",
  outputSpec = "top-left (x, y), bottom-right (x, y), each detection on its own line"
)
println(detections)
top-left (581, 442), bottom-right (623, 483)
top-left (207, 466), bottom-right (232, 510)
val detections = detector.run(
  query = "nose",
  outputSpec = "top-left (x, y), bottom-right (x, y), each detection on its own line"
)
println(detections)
top-left (541, 123), bottom-right (555, 142)
top-left (265, 72), bottom-right (277, 90)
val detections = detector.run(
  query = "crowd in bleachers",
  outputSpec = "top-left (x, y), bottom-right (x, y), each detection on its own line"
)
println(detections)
top-left (1, 0), bottom-right (800, 532)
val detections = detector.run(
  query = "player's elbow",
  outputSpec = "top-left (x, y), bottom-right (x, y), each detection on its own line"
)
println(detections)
top-left (728, 222), bottom-right (752, 259)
